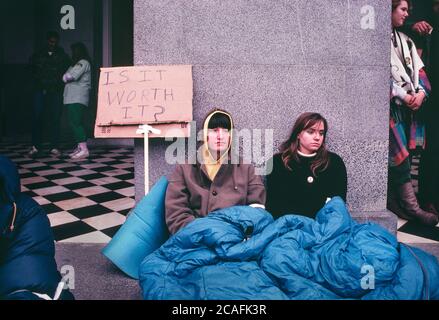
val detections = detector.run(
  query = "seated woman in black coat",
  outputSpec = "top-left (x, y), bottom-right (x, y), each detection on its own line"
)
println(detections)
top-left (266, 112), bottom-right (347, 219)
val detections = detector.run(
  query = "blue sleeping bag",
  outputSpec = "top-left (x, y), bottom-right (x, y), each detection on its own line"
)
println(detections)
top-left (0, 155), bottom-right (73, 300)
top-left (139, 197), bottom-right (439, 300)
top-left (102, 176), bottom-right (169, 279)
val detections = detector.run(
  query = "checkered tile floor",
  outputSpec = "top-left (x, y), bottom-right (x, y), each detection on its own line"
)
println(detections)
top-left (0, 142), bottom-right (134, 243)
top-left (396, 156), bottom-right (439, 244)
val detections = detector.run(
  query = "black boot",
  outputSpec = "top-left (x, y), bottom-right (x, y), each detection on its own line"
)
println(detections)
top-left (398, 182), bottom-right (439, 226)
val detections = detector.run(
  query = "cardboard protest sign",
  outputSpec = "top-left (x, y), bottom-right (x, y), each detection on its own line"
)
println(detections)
top-left (94, 65), bottom-right (193, 132)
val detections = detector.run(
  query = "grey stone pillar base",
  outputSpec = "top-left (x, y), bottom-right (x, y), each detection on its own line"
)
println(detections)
top-left (350, 210), bottom-right (398, 235)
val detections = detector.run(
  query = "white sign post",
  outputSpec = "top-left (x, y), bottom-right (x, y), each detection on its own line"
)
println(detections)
top-left (136, 124), bottom-right (161, 195)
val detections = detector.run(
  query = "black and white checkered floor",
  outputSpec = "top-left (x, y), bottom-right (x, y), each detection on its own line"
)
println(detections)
top-left (0, 142), bottom-right (438, 244)
top-left (0, 142), bottom-right (134, 243)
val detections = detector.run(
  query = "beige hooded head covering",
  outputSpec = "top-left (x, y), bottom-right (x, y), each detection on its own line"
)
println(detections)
top-left (201, 109), bottom-right (233, 181)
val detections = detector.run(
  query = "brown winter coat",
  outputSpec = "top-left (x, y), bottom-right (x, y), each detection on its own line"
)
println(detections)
top-left (165, 162), bottom-right (266, 234)
top-left (165, 109), bottom-right (266, 234)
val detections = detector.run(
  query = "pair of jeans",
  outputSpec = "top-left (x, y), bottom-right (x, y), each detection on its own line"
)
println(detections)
top-left (31, 90), bottom-right (63, 149)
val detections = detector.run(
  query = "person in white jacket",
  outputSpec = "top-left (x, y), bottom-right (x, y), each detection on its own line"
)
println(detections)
top-left (62, 42), bottom-right (91, 160)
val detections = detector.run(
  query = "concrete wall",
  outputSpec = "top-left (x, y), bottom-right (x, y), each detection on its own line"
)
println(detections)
top-left (133, 0), bottom-right (396, 232)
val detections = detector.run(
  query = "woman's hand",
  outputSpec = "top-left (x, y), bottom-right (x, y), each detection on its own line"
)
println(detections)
top-left (62, 73), bottom-right (74, 83)
top-left (412, 91), bottom-right (426, 109)
top-left (403, 94), bottom-right (416, 108)
top-left (412, 21), bottom-right (433, 35)
top-left (405, 91), bottom-right (425, 111)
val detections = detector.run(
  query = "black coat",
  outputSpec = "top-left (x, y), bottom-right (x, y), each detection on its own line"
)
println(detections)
top-left (29, 46), bottom-right (71, 92)
top-left (266, 152), bottom-right (347, 219)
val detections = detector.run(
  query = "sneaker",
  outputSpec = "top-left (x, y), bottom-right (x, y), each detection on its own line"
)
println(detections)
top-left (50, 148), bottom-right (61, 157)
top-left (68, 146), bottom-right (80, 157)
top-left (28, 146), bottom-right (39, 157)
top-left (70, 148), bottom-right (89, 160)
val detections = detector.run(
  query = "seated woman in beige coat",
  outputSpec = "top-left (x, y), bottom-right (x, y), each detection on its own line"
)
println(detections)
top-left (165, 109), bottom-right (266, 235)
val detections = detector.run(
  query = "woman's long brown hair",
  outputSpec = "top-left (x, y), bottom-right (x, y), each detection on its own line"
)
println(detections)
top-left (279, 112), bottom-right (330, 176)
top-left (392, 0), bottom-right (411, 11)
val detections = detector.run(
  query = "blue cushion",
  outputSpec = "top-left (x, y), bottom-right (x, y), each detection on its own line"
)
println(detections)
top-left (102, 176), bottom-right (169, 279)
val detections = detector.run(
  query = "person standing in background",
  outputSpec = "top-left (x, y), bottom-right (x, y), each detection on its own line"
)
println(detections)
top-left (28, 31), bottom-right (70, 157)
top-left (63, 42), bottom-right (92, 160)
top-left (400, 0), bottom-right (439, 215)
top-left (388, 0), bottom-right (438, 226)
top-left (415, 0), bottom-right (439, 215)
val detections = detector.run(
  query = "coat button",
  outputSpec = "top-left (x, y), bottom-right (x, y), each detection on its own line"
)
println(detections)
top-left (212, 191), bottom-right (217, 196)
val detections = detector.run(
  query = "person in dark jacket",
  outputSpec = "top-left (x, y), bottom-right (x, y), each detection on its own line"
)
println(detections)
top-left (266, 112), bottom-right (347, 219)
top-left (413, 0), bottom-right (439, 216)
top-left (28, 31), bottom-right (71, 157)
top-left (0, 155), bottom-right (73, 300)
top-left (165, 109), bottom-right (266, 235)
